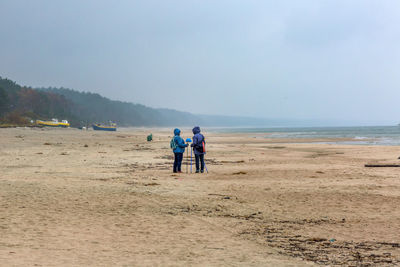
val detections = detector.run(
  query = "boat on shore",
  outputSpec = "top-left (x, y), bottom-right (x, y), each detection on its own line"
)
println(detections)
top-left (92, 123), bottom-right (117, 131)
top-left (36, 119), bottom-right (70, 127)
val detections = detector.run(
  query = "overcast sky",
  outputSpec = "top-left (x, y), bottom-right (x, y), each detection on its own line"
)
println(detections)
top-left (1, 0), bottom-right (400, 125)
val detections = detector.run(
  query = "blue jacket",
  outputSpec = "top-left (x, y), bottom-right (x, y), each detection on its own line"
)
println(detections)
top-left (173, 128), bottom-right (188, 153)
top-left (192, 126), bottom-right (206, 155)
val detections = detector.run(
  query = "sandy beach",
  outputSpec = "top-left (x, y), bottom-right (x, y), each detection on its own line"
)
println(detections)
top-left (0, 127), bottom-right (399, 266)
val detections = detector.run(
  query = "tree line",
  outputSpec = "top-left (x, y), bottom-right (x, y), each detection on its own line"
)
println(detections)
top-left (0, 77), bottom-right (202, 127)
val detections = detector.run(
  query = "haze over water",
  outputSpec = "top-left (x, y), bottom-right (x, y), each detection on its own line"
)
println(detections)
top-left (210, 126), bottom-right (400, 146)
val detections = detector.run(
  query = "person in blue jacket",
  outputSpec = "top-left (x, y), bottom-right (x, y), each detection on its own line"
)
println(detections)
top-left (191, 126), bottom-right (206, 173)
top-left (171, 128), bottom-right (188, 173)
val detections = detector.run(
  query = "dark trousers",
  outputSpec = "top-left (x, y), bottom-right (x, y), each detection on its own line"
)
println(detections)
top-left (195, 154), bottom-right (204, 172)
top-left (173, 152), bottom-right (183, 172)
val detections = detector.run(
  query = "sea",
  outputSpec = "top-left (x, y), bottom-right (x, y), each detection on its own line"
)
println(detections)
top-left (208, 126), bottom-right (400, 146)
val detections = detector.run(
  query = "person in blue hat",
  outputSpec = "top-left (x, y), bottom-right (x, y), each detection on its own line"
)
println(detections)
top-left (191, 126), bottom-right (206, 173)
top-left (170, 128), bottom-right (188, 173)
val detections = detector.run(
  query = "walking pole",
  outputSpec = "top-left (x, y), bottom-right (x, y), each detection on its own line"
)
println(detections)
top-left (185, 138), bottom-right (192, 174)
top-left (204, 161), bottom-right (208, 173)
top-left (190, 147), bottom-right (193, 173)
top-left (202, 140), bottom-right (208, 173)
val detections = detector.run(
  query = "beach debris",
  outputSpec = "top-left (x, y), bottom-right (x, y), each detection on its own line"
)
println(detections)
top-left (36, 152), bottom-right (43, 154)
top-left (84, 144), bottom-right (88, 147)
top-left (316, 171), bottom-right (324, 174)
top-left (308, 237), bottom-right (327, 242)
top-left (60, 152), bottom-right (68, 155)
top-left (147, 133), bottom-right (153, 142)
top-left (208, 193), bottom-right (237, 200)
top-left (144, 182), bottom-right (160, 186)
top-left (365, 164), bottom-right (400, 167)
top-left (220, 160), bottom-right (245, 164)
top-left (261, 222), bottom-right (400, 265)
top-left (306, 152), bottom-right (331, 158)
top-left (204, 158), bottom-right (222, 165)
top-left (155, 155), bottom-right (174, 160)
top-left (43, 142), bottom-right (52, 145)
top-left (204, 246), bottom-right (224, 250)
top-left (95, 178), bottom-right (111, 182)
top-left (232, 171), bottom-right (247, 175)
top-left (15, 135), bottom-right (24, 138)
top-left (126, 145), bottom-right (154, 151)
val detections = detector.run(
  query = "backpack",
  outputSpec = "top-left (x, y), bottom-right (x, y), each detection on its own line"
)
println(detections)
top-left (170, 137), bottom-right (177, 150)
top-left (195, 135), bottom-right (205, 153)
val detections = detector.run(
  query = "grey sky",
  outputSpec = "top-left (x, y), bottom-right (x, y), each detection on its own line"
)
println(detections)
top-left (1, 0), bottom-right (400, 125)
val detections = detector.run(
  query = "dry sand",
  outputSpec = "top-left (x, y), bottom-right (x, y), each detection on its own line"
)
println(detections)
top-left (0, 127), bottom-right (399, 266)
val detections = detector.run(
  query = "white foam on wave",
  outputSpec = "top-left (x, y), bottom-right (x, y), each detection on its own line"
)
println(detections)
top-left (354, 136), bottom-right (368, 140)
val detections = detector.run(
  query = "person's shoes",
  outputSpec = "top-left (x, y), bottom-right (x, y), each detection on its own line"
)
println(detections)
top-left (173, 171), bottom-right (177, 173)
top-left (195, 170), bottom-right (200, 173)
top-left (178, 171), bottom-right (182, 173)
top-left (201, 170), bottom-right (204, 173)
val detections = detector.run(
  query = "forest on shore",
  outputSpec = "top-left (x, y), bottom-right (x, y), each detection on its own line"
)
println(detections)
top-left (0, 77), bottom-right (274, 127)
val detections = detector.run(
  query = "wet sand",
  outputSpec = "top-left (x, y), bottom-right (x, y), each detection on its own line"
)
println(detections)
top-left (0, 127), bottom-right (399, 266)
